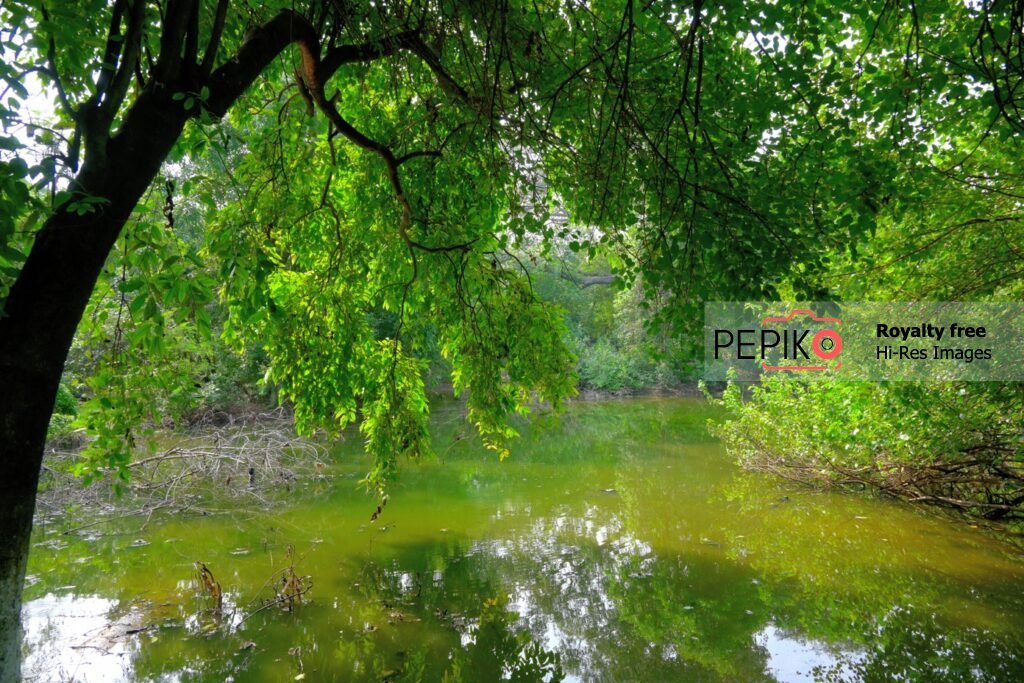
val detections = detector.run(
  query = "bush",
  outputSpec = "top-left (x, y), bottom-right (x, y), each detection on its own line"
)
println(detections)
top-left (578, 340), bottom-right (654, 391)
top-left (47, 383), bottom-right (81, 443)
top-left (706, 378), bottom-right (1024, 523)
top-left (53, 383), bottom-right (77, 417)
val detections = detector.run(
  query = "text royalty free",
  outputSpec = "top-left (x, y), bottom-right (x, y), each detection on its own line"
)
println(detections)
top-left (875, 323), bottom-right (992, 362)
top-left (875, 323), bottom-right (985, 341)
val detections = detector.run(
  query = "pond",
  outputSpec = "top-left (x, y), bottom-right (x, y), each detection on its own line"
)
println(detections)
top-left (22, 398), bottom-right (1024, 682)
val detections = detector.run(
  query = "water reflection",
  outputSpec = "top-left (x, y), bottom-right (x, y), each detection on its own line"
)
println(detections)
top-left (756, 625), bottom-right (864, 683)
top-left (22, 594), bottom-right (134, 682)
top-left (23, 399), bottom-right (1024, 681)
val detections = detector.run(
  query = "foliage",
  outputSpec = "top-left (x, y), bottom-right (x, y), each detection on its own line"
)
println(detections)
top-left (44, 383), bottom-right (78, 443)
top-left (51, 383), bottom-right (76, 417)
top-left (68, 191), bottom-right (217, 481)
top-left (705, 44), bottom-right (1024, 520)
top-left (530, 262), bottom-right (696, 391)
top-left (578, 339), bottom-right (650, 392)
top-left (708, 378), bottom-right (1024, 522)
top-left (697, 0), bottom-right (1024, 522)
top-left (2, 0), bottom-right (1023, 498)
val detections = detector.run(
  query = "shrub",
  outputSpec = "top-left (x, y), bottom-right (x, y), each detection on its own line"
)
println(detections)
top-left (47, 383), bottom-right (81, 443)
top-left (706, 378), bottom-right (1024, 523)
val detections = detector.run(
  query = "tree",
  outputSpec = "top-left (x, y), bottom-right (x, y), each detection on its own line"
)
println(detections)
top-left (1, 0), bottom-right (1021, 678)
top-left (0, 3), bottom-right (491, 674)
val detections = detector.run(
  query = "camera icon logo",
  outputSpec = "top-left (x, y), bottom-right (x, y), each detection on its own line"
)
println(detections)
top-left (760, 309), bottom-right (842, 372)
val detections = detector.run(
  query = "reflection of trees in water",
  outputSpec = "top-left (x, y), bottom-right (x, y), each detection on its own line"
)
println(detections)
top-left (299, 582), bottom-right (566, 683)
top-left (613, 455), bottom-right (1024, 682)
top-left (73, 476), bottom-right (1024, 683)
top-left (29, 399), bottom-right (1024, 680)
top-left (352, 401), bottom-right (1024, 681)
top-left (818, 604), bottom-right (1024, 682)
top-left (120, 540), bottom-right (565, 682)
top-left (338, 543), bottom-right (567, 682)
top-left (359, 499), bottom-right (777, 680)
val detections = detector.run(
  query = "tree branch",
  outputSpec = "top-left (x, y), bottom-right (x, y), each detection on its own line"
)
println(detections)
top-left (396, 34), bottom-right (471, 103)
top-left (183, 0), bottom-right (201, 70)
top-left (205, 11), bottom-right (318, 117)
top-left (155, 0), bottom-right (196, 82)
top-left (321, 31), bottom-right (419, 74)
top-left (97, 0), bottom-right (145, 129)
top-left (199, 0), bottom-right (230, 76)
top-left (320, 31), bottom-right (472, 107)
top-left (38, 7), bottom-right (77, 123)
top-left (90, 0), bottom-right (128, 103)
top-left (206, 10), bottom-right (472, 245)
top-left (395, 122), bottom-right (466, 165)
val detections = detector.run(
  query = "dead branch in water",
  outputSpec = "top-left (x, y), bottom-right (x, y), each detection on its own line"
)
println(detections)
top-left (740, 433), bottom-right (1024, 529)
top-left (236, 545), bottom-right (312, 626)
top-left (194, 561), bottom-right (224, 610)
top-left (36, 412), bottom-right (333, 531)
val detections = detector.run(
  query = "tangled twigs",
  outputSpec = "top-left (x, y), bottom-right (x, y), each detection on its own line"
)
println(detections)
top-left (36, 411), bottom-right (332, 530)
top-left (188, 553), bottom-right (313, 633)
top-left (741, 434), bottom-right (1024, 525)
top-left (236, 545), bottom-right (312, 626)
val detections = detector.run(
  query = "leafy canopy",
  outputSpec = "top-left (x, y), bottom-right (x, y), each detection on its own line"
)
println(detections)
top-left (1, 0), bottom-right (1021, 492)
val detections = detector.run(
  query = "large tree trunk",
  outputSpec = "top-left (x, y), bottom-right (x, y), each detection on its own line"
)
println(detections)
top-left (0, 9), bottom-right (368, 677)
top-left (0, 86), bottom-right (189, 681)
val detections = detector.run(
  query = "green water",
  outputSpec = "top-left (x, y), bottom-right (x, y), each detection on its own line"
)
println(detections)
top-left (22, 398), bottom-right (1024, 682)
